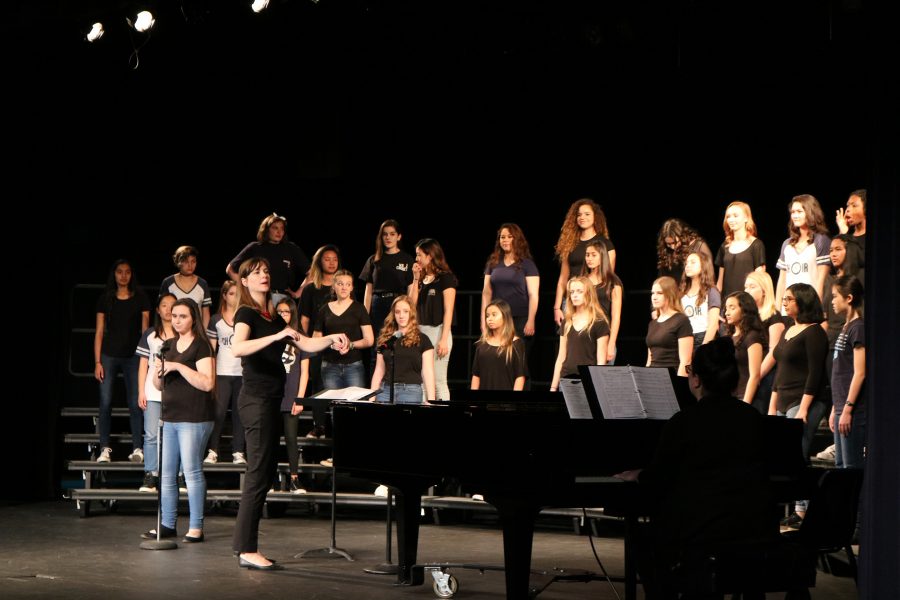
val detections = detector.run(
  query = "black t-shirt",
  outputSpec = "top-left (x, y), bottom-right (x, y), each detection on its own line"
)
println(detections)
top-left (762, 313), bottom-right (791, 354)
top-left (96, 292), bottom-right (152, 357)
top-left (359, 251), bottom-right (415, 294)
top-left (821, 273), bottom-right (847, 349)
top-left (472, 338), bottom-right (527, 390)
top-left (235, 306), bottom-right (290, 398)
top-left (831, 318), bottom-right (864, 413)
top-left (314, 301), bottom-right (372, 364)
top-left (734, 329), bottom-right (764, 399)
top-left (561, 320), bottom-right (610, 377)
top-left (567, 235), bottom-right (615, 275)
top-left (594, 283), bottom-right (618, 321)
top-left (299, 283), bottom-right (333, 335)
top-left (378, 334), bottom-right (434, 385)
top-left (416, 272), bottom-right (458, 327)
top-left (646, 313), bottom-right (693, 368)
top-left (772, 324), bottom-right (828, 412)
top-left (229, 241), bottom-right (311, 293)
top-left (715, 239), bottom-right (767, 297)
top-left (161, 336), bottom-right (215, 423)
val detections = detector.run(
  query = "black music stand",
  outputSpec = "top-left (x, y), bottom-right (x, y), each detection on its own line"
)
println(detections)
top-left (365, 340), bottom-right (400, 575)
top-left (295, 387), bottom-right (377, 562)
top-left (141, 350), bottom-right (176, 551)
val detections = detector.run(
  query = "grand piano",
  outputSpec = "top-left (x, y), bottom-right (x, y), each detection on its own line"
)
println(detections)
top-left (331, 393), bottom-right (804, 600)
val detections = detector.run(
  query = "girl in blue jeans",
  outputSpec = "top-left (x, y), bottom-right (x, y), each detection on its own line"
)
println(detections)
top-left (829, 275), bottom-right (866, 469)
top-left (313, 269), bottom-right (374, 390)
top-left (143, 298), bottom-right (215, 543)
top-left (371, 296), bottom-right (436, 404)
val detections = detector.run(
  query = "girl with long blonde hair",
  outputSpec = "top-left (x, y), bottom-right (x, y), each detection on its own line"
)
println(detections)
top-left (549, 277), bottom-right (609, 391)
top-left (471, 299), bottom-right (526, 391)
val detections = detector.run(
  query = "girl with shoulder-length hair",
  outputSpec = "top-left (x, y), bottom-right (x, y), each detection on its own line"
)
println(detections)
top-left (226, 213), bottom-right (311, 305)
top-left (370, 295), bottom-right (436, 404)
top-left (95, 259), bottom-right (151, 464)
top-left (299, 244), bottom-right (341, 392)
top-left (143, 298), bottom-right (215, 544)
top-left (829, 275), bottom-right (866, 469)
top-left (715, 201), bottom-right (766, 297)
top-left (552, 199), bottom-right (616, 326)
top-left (775, 194), bottom-right (831, 310)
top-left (680, 251), bottom-right (721, 349)
top-left (549, 277), bottom-right (610, 392)
top-left (582, 241), bottom-right (622, 364)
top-left (472, 299), bottom-right (527, 391)
top-left (723, 291), bottom-right (766, 404)
top-left (230, 257), bottom-right (349, 569)
top-left (646, 276), bottom-right (693, 378)
top-left (408, 239), bottom-right (458, 400)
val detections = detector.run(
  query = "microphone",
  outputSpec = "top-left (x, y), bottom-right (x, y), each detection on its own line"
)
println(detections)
top-left (155, 340), bottom-right (172, 359)
top-left (380, 331), bottom-right (403, 350)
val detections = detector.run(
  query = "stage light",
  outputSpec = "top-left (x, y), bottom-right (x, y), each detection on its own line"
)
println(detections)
top-left (251, 0), bottom-right (270, 13)
top-left (86, 22), bottom-right (105, 43)
top-left (129, 10), bottom-right (156, 33)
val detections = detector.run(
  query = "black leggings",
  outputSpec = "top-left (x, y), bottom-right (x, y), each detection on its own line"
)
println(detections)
top-left (209, 375), bottom-right (245, 453)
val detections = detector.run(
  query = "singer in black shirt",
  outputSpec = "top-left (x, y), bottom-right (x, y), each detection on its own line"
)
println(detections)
top-left (370, 296), bottom-right (435, 404)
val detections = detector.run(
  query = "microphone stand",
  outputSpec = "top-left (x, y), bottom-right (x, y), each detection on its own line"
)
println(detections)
top-left (365, 335), bottom-right (398, 575)
top-left (141, 350), bottom-right (177, 550)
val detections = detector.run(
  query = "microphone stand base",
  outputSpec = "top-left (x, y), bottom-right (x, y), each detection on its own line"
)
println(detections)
top-left (140, 539), bottom-right (178, 551)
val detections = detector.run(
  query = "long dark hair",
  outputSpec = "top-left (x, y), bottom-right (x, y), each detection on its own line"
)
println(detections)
top-left (416, 238), bottom-right (452, 276)
top-left (656, 219), bottom-right (704, 275)
top-left (101, 259), bottom-right (141, 329)
top-left (787, 194), bottom-right (829, 246)
top-left (374, 219), bottom-right (402, 263)
top-left (153, 293), bottom-right (177, 339)
top-left (582, 241), bottom-right (622, 291)
top-left (171, 298), bottom-right (213, 351)
top-left (486, 223), bottom-right (533, 270)
top-left (724, 291), bottom-right (766, 348)
top-left (788, 283), bottom-right (825, 324)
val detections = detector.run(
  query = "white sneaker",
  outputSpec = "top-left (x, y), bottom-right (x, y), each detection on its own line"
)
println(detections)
top-left (471, 494), bottom-right (485, 502)
top-left (203, 449), bottom-right (218, 464)
top-left (374, 485), bottom-right (389, 497)
top-left (97, 447), bottom-right (112, 463)
top-left (816, 444), bottom-right (836, 461)
top-left (232, 452), bottom-right (246, 465)
top-left (320, 458), bottom-right (333, 468)
top-left (128, 448), bottom-right (144, 463)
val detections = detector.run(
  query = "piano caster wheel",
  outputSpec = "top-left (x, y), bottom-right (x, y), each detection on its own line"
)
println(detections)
top-left (430, 570), bottom-right (458, 598)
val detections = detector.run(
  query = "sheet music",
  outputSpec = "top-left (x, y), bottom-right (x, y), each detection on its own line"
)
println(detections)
top-left (313, 386), bottom-right (378, 402)
top-left (631, 369), bottom-right (680, 419)
top-left (559, 378), bottom-right (594, 419)
top-left (589, 366), bottom-right (646, 419)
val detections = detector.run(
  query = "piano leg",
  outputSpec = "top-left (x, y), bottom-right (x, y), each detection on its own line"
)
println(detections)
top-left (393, 488), bottom-right (424, 585)
top-left (491, 496), bottom-right (541, 600)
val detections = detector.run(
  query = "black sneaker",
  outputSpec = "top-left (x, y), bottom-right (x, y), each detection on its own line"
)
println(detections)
top-left (780, 513), bottom-right (803, 529)
top-left (141, 525), bottom-right (177, 540)
top-left (139, 473), bottom-right (158, 492)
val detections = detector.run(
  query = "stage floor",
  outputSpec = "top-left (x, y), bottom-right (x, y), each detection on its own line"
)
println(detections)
top-left (0, 501), bottom-right (858, 599)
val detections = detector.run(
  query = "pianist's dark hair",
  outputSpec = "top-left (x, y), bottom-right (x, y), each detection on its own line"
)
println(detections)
top-left (690, 336), bottom-right (739, 396)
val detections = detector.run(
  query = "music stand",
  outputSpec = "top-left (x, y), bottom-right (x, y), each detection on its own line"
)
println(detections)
top-left (295, 387), bottom-right (377, 562)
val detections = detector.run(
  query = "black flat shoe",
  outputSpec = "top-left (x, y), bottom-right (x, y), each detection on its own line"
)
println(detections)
top-left (182, 533), bottom-right (204, 543)
top-left (141, 525), bottom-right (177, 540)
top-left (238, 556), bottom-right (284, 571)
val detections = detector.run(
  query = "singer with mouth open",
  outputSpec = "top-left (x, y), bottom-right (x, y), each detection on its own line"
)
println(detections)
top-left (231, 258), bottom-right (350, 570)
top-left (370, 295), bottom-right (436, 405)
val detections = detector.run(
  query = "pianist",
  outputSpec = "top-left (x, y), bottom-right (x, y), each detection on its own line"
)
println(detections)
top-left (617, 337), bottom-right (775, 598)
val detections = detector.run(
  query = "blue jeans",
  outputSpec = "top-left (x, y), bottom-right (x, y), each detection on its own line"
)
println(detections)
top-left (143, 401), bottom-right (161, 474)
top-left (835, 407), bottom-right (867, 469)
top-left (98, 354), bottom-right (142, 450)
top-left (376, 383), bottom-right (424, 405)
top-left (321, 360), bottom-right (365, 390)
top-left (161, 420), bottom-right (213, 531)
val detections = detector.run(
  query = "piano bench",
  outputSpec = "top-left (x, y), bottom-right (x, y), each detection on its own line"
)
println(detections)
top-left (666, 539), bottom-right (816, 599)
